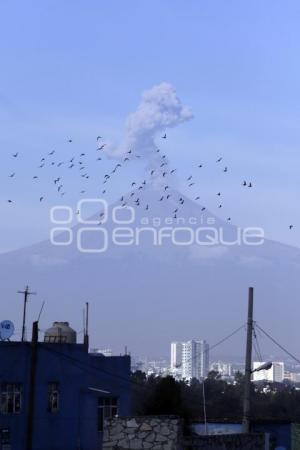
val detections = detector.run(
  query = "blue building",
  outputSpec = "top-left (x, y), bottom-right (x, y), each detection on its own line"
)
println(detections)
top-left (0, 321), bottom-right (131, 450)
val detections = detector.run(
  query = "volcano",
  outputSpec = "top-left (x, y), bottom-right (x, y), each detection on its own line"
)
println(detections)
top-left (1, 187), bottom-right (299, 357)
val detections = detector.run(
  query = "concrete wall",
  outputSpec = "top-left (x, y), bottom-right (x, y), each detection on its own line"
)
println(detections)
top-left (103, 416), bottom-right (182, 450)
top-left (184, 433), bottom-right (267, 450)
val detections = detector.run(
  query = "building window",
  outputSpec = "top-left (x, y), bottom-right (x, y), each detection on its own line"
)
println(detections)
top-left (97, 397), bottom-right (118, 432)
top-left (0, 428), bottom-right (11, 450)
top-left (0, 384), bottom-right (22, 414)
top-left (48, 382), bottom-right (59, 412)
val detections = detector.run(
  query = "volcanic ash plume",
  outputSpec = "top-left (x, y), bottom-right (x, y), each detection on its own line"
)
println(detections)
top-left (108, 82), bottom-right (193, 162)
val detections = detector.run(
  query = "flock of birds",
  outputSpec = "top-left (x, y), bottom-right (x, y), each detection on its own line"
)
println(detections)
top-left (4, 134), bottom-right (295, 230)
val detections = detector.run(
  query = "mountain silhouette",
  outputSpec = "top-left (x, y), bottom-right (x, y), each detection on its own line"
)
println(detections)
top-left (1, 186), bottom-right (299, 357)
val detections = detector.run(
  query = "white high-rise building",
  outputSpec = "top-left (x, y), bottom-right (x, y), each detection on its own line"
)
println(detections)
top-left (252, 362), bottom-right (284, 383)
top-left (171, 342), bottom-right (183, 369)
top-left (170, 342), bottom-right (183, 379)
top-left (171, 340), bottom-right (209, 381)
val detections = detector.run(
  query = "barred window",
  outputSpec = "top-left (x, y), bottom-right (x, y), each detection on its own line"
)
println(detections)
top-left (0, 428), bottom-right (11, 450)
top-left (48, 382), bottom-right (59, 412)
top-left (97, 397), bottom-right (118, 432)
top-left (0, 384), bottom-right (22, 414)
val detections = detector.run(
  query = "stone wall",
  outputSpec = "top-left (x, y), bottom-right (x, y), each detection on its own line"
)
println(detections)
top-left (103, 416), bottom-right (267, 450)
top-left (103, 416), bottom-right (182, 450)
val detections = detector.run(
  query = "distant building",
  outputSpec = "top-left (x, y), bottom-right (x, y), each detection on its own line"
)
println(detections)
top-left (170, 342), bottom-right (183, 379)
top-left (0, 321), bottom-right (130, 450)
top-left (210, 361), bottom-right (232, 377)
top-left (171, 340), bottom-right (209, 381)
top-left (253, 361), bottom-right (284, 382)
top-left (90, 348), bottom-right (113, 357)
top-left (289, 372), bottom-right (300, 383)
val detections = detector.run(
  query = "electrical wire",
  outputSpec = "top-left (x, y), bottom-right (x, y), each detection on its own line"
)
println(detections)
top-left (252, 325), bottom-right (263, 362)
top-left (256, 323), bottom-right (300, 365)
top-left (175, 323), bottom-right (246, 369)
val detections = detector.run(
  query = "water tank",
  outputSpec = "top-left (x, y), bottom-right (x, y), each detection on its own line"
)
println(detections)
top-left (44, 322), bottom-right (77, 344)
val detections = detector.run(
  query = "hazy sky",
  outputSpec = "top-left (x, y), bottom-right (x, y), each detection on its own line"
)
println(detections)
top-left (1, 0), bottom-right (300, 251)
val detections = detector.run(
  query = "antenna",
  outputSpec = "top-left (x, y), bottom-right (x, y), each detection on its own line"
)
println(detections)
top-left (17, 285), bottom-right (37, 342)
top-left (85, 302), bottom-right (89, 337)
top-left (83, 308), bottom-right (86, 335)
top-left (84, 302), bottom-right (89, 347)
top-left (37, 301), bottom-right (45, 323)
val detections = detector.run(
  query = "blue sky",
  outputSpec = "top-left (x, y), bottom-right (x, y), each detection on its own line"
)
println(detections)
top-left (1, 0), bottom-right (300, 251)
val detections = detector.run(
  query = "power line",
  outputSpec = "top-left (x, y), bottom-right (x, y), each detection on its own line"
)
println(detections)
top-left (253, 325), bottom-right (263, 362)
top-left (174, 324), bottom-right (246, 368)
top-left (0, 324), bottom-right (247, 394)
top-left (43, 325), bottom-right (246, 391)
top-left (256, 323), bottom-right (300, 365)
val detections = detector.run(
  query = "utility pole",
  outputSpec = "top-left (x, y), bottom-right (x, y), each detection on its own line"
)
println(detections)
top-left (202, 378), bottom-right (208, 435)
top-left (18, 286), bottom-right (36, 342)
top-left (242, 287), bottom-right (254, 433)
top-left (26, 321), bottom-right (38, 450)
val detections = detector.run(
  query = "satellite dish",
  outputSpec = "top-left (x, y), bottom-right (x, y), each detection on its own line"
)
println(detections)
top-left (0, 321), bottom-right (15, 340)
